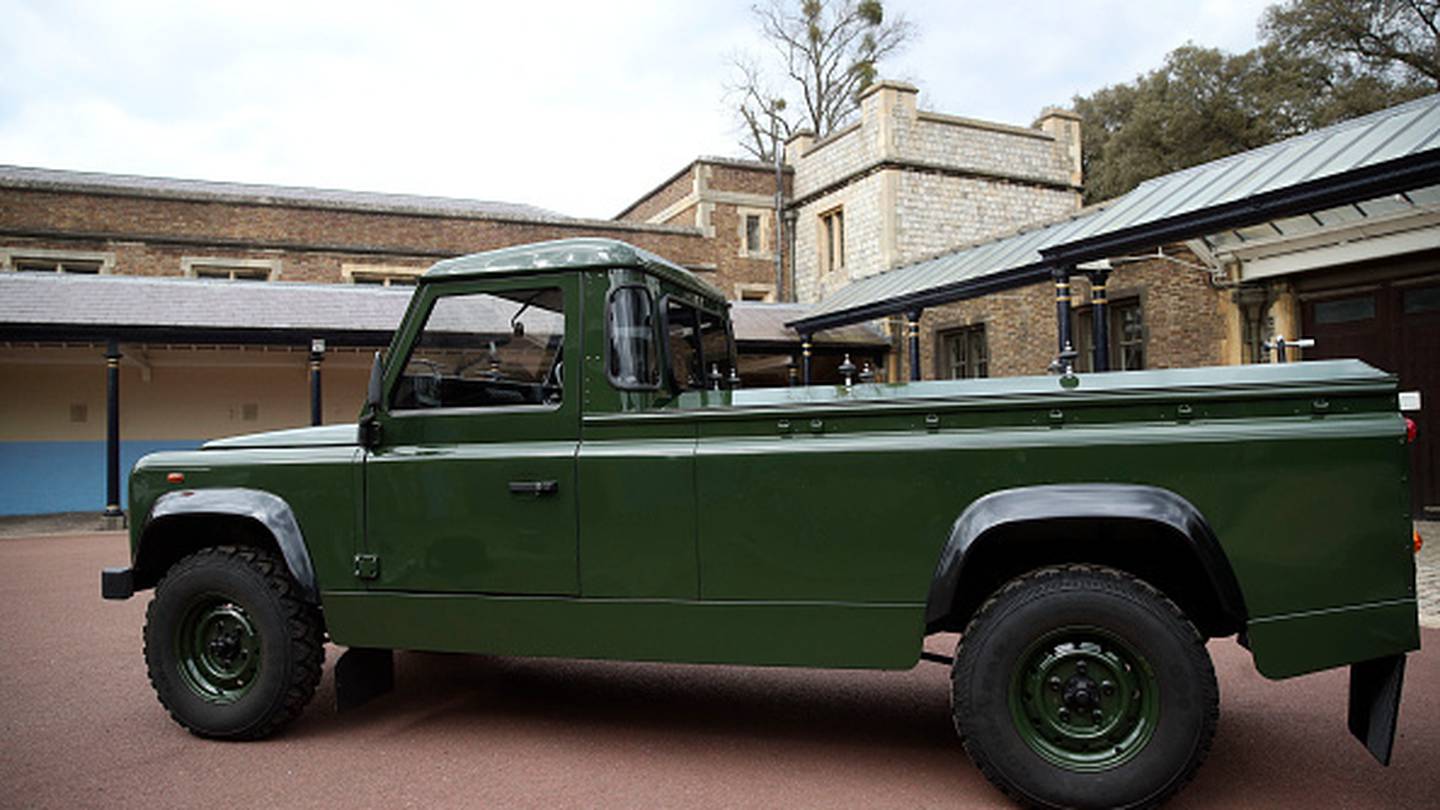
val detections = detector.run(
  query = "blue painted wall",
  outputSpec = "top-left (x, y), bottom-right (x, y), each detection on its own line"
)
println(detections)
top-left (0, 440), bottom-right (202, 515)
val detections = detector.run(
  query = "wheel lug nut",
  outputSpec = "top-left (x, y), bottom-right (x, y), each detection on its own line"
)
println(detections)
top-left (1058, 708), bottom-right (1070, 721)
top-left (1048, 677), bottom-right (1062, 691)
top-left (1101, 680), bottom-right (1114, 695)
top-left (1075, 661), bottom-right (1087, 675)
top-left (1092, 709), bottom-right (1103, 721)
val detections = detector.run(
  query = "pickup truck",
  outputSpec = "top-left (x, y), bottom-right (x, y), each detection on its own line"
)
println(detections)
top-left (102, 238), bottom-right (1421, 809)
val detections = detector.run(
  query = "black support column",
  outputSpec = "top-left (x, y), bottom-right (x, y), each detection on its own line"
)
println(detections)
top-left (1052, 266), bottom-right (1075, 372)
top-left (103, 340), bottom-right (123, 524)
top-left (1088, 267), bottom-right (1111, 372)
top-left (800, 334), bottom-right (813, 385)
top-left (309, 339), bottom-right (325, 426)
top-left (906, 309), bottom-right (923, 381)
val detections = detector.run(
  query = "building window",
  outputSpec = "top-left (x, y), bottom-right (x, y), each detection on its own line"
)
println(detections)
top-left (2, 247), bottom-right (115, 274)
top-left (343, 264), bottom-right (424, 286)
top-left (938, 324), bottom-right (988, 379)
top-left (736, 208), bottom-right (772, 259)
top-left (820, 208), bottom-right (844, 273)
top-left (1074, 297), bottom-right (1145, 371)
top-left (182, 257), bottom-right (278, 281)
top-left (1114, 298), bottom-right (1145, 370)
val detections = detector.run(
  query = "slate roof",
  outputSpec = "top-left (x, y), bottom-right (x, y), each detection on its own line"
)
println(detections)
top-left (0, 164), bottom-right (568, 223)
top-left (790, 92), bottom-right (1440, 332)
top-left (0, 272), bottom-right (880, 347)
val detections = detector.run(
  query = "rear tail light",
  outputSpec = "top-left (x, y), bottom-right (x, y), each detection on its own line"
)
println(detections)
top-left (1404, 417), bottom-right (1417, 444)
top-left (1417, 530), bottom-right (1424, 554)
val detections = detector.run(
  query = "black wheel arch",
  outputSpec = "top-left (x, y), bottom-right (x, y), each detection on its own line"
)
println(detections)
top-left (133, 488), bottom-right (319, 602)
top-left (926, 484), bottom-right (1247, 638)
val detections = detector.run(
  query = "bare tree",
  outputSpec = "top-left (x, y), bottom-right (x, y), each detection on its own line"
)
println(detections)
top-left (729, 0), bottom-right (914, 162)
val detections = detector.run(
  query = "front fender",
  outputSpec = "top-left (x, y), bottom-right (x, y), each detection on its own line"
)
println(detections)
top-left (142, 487), bottom-right (319, 601)
top-left (924, 484), bottom-right (1246, 631)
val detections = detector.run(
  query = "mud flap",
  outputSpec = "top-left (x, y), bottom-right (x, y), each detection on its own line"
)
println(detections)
top-left (335, 647), bottom-right (394, 711)
top-left (1348, 654), bottom-right (1406, 765)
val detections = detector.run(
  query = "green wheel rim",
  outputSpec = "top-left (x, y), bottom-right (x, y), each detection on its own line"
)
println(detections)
top-left (175, 593), bottom-right (261, 704)
top-left (1008, 625), bottom-right (1159, 772)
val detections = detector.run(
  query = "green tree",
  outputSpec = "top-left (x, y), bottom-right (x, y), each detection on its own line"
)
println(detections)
top-left (1263, 0), bottom-right (1439, 88)
top-left (1074, 1), bottom-right (1436, 204)
top-left (729, 0), bottom-right (914, 162)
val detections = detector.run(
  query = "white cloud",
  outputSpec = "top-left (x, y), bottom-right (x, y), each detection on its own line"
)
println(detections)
top-left (0, 0), bottom-right (1280, 219)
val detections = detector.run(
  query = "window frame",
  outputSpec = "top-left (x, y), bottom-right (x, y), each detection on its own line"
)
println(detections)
top-left (604, 284), bottom-right (662, 392)
top-left (386, 283), bottom-right (567, 416)
top-left (819, 207), bottom-right (845, 274)
top-left (936, 323), bottom-right (988, 380)
top-left (658, 293), bottom-right (735, 394)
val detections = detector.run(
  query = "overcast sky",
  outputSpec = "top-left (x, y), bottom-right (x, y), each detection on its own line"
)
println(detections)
top-left (1, 0), bottom-right (1275, 219)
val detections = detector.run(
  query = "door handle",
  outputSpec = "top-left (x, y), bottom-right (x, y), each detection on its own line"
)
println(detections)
top-left (508, 480), bottom-right (559, 496)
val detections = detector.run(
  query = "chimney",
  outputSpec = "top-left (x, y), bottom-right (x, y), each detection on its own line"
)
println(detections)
top-left (1036, 107), bottom-right (1083, 190)
top-left (859, 80), bottom-right (918, 158)
top-left (785, 130), bottom-right (816, 163)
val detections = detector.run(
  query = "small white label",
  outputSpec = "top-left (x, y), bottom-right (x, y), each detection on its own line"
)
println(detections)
top-left (1399, 391), bottom-right (1421, 411)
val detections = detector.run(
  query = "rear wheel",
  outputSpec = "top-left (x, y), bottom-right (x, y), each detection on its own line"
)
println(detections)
top-left (143, 545), bottom-right (324, 740)
top-left (952, 565), bottom-right (1217, 809)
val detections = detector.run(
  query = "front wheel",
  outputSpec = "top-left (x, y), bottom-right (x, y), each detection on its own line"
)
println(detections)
top-left (952, 565), bottom-right (1218, 810)
top-left (143, 545), bottom-right (324, 740)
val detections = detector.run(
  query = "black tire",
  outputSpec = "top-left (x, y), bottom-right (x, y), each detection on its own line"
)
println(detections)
top-left (143, 545), bottom-right (324, 740)
top-left (952, 565), bottom-right (1217, 810)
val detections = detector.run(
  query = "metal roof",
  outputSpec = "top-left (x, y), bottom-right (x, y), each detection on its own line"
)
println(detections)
top-left (791, 206), bottom-right (1110, 330)
top-left (0, 164), bottom-right (567, 223)
top-left (0, 271), bottom-right (869, 348)
top-left (790, 92), bottom-right (1440, 333)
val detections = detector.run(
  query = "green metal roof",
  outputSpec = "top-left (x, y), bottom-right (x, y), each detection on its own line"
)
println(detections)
top-left (424, 237), bottom-right (726, 301)
top-left (790, 92), bottom-right (1440, 333)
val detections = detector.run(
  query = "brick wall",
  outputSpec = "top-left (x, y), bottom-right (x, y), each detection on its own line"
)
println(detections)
top-left (910, 248), bottom-right (1226, 380)
top-left (0, 188), bottom-right (711, 282)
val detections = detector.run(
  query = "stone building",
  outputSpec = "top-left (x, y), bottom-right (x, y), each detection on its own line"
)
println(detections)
top-left (785, 81), bottom-right (1083, 303)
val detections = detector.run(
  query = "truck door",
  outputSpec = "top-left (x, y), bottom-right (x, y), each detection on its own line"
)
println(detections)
top-left (363, 277), bottom-right (579, 595)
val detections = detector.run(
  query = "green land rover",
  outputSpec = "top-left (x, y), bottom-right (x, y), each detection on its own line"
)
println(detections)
top-left (102, 238), bottom-right (1420, 809)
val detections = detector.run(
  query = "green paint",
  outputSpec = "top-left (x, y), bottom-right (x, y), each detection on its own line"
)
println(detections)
top-left (1009, 626), bottom-right (1159, 772)
top-left (122, 239), bottom-right (1420, 685)
top-left (175, 595), bottom-right (260, 704)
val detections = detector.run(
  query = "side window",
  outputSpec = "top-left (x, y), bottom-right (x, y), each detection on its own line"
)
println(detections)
top-left (391, 287), bottom-right (564, 410)
top-left (664, 298), bottom-right (703, 390)
top-left (607, 287), bottom-right (658, 388)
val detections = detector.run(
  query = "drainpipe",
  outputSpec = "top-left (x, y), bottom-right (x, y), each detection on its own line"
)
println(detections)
top-left (773, 115), bottom-right (785, 302)
top-left (801, 334), bottom-right (813, 385)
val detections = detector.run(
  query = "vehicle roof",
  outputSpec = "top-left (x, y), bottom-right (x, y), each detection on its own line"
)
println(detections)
top-left (423, 238), bottom-right (727, 303)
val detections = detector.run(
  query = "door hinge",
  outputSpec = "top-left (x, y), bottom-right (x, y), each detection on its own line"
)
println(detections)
top-left (353, 554), bottom-right (380, 580)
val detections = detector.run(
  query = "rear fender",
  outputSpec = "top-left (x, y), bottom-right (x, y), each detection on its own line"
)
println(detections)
top-left (925, 484), bottom-right (1246, 634)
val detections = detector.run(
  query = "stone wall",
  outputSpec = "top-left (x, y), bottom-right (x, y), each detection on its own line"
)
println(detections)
top-left (787, 81), bottom-right (1083, 304)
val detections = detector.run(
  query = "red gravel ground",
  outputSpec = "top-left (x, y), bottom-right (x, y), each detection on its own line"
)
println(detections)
top-left (1, 531), bottom-right (1436, 809)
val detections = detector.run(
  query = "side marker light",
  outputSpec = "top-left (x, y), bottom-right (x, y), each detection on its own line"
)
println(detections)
top-left (167, 472), bottom-right (185, 484)
top-left (1404, 417), bottom-right (1417, 444)
top-left (1417, 530), bottom-right (1424, 554)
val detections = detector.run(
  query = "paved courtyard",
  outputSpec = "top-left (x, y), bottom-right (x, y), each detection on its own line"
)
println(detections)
top-left (1416, 521), bottom-right (1440, 628)
top-left (1, 530), bottom-right (1438, 809)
